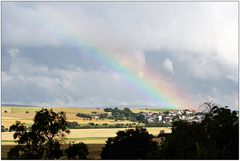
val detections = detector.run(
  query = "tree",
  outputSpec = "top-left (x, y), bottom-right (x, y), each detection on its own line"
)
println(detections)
top-left (65, 142), bottom-right (88, 159)
top-left (135, 113), bottom-right (147, 123)
top-left (101, 127), bottom-right (158, 159)
top-left (123, 107), bottom-right (132, 117)
top-left (8, 121), bottom-right (41, 159)
top-left (1, 125), bottom-right (7, 132)
top-left (99, 113), bottom-right (108, 120)
top-left (7, 108), bottom-right (71, 159)
top-left (154, 105), bottom-right (239, 159)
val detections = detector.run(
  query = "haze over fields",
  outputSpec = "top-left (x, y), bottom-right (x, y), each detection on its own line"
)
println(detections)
top-left (2, 2), bottom-right (238, 110)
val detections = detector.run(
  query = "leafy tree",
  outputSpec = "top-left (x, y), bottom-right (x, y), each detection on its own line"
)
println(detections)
top-left (123, 107), bottom-right (132, 117)
top-left (7, 108), bottom-right (76, 159)
top-left (8, 121), bottom-right (41, 159)
top-left (101, 127), bottom-right (158, 159)
top-left (76, 113), bottom-right (92, 118)
top-left (67, 121), bottom-right (81, 129)
top-left (88, 122), bottom-right (95, 126)
top-left (135, 113), bottom-right (147, 123)
top-left (1, 125), bottom-right (7, 132)
top-left (103, 108), bottom-right (112, 112)
top-left (99, 113), bottom-right (108, 119)
top-left (154, 105), bottom-right (239, 159)
top-left (65, 142), bottom-right (88, 159)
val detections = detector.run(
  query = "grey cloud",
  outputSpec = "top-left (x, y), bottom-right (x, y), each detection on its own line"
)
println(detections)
top-left (2, 2), bottom-right (238, 109)
top-left (145, 49), bottom-right (238, 109)
top-left (2, 55), bottom-right (158, 106)
top-left (2, 46), bottom-right (108, 72)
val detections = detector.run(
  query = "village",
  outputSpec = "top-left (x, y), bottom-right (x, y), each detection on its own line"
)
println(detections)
top-left (141, 109), bottom-right (204, 125)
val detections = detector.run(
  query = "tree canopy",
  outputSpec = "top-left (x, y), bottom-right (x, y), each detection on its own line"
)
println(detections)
top-left (101, 127), bottom-right (158, 159)
top-left (154, 105), bottom-right (239, 159)
top-left (7, 108), bottom-right (88, 160)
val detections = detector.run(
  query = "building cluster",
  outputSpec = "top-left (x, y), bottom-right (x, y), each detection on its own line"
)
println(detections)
top-left (142, 109), bottom-right (204, 124)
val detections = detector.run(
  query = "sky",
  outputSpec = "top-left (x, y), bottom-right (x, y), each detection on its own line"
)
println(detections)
top-left (1, 2), bottom-right (238, 110)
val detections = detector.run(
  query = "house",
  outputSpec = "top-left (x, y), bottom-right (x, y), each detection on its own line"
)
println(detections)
top-left (158, 115), bottom-right (162, 121)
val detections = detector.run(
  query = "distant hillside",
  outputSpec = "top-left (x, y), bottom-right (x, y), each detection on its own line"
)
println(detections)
top-left (1, 104), bottom-right (177, 110)
top-left (1, 104), bottom-right (39, 107)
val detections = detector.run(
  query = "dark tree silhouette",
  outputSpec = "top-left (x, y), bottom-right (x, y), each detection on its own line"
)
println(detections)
top-left (31, 109), bottom-right (70, 159)
top-left (8, 121), bottom-right (41, 159)
top-left (7, 108), bottom-right (89, 159)
top-left (101, 127), bottom-right (158, 159)
top-left (153, 105), bottom-right (239, 159)
top-left (65, 142), bottom-right (89, 159)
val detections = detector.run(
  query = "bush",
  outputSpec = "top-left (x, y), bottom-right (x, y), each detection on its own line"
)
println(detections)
top-left (88, 122), bottom-right (95, 126)
top-left (67, 121), bottom-right (81, 129)
top-left (102, 123), bottom-right (108, 126)
top-left (65, 142), bottom-right (88, 159)
top-left (1, 125), bottom-right (8, 132)
top-left (76, 113), bottom-right (92, 119)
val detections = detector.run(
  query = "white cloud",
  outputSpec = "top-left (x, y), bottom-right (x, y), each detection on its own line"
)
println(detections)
top-left (2, 52), bottom-right (159, 106)
top-left (163, 58), bottom-right (174, 74)
top-left (190, 56), bottom-right (220, 80)
top-left (2, 2), bottom-right (238, 108)
top-left (7, 48), bottom-right (19, 57)
top-left (226, 74), bottom-right (238, 83)
top-left (3, 2), bottom-right (237, 68)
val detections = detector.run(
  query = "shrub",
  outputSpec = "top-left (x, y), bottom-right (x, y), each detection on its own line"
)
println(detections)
top-left (65, 142), bottom-right (88, 159)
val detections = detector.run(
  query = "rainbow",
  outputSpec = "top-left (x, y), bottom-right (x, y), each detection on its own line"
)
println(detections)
top-left (41, 9), bottom-right (196, 109)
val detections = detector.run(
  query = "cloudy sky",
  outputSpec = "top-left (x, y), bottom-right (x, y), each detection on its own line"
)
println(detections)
top-left (2, 2), bottom-right (238, 110)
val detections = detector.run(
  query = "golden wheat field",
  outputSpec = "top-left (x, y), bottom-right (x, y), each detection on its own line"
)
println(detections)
top-left (1, 106), bottom-right (171, 145)
top-left (2, 106), bottom-right (170, 128)
top-left (1, 106), bottom-right (171, 159)
top-left (2, 106), bottom-right (134, 128)
top-left (1, 127), bottom-right (171, 145)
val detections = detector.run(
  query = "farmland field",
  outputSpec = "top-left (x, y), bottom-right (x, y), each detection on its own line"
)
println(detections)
top-left (1, 106), bottom-right (172, 159)
top-left (2, 106), bottom-right (132, 128)
top-left (1, 127), bottom-right (171, 145)
top-left (1, 127), bottom-right (171, 159)
top-left (2, 106), bottom-right (171, 128)
top-left (2, 106), bottom-right (172, 144)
